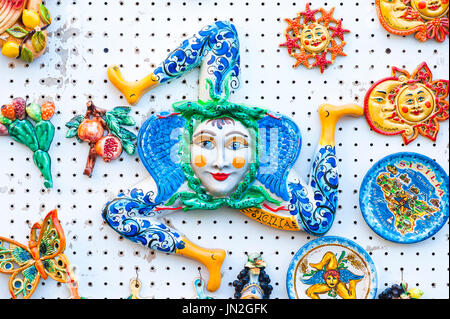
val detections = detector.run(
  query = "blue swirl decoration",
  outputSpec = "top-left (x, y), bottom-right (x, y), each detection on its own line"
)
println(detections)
top-left (289, 145), bottom-right (338, 236)
top-left (154, 21), bottom-right (240, 98)
top-left (102, 188), bottom-right (185, 253)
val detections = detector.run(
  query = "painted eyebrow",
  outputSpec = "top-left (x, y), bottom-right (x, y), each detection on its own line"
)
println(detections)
top-left (304, 30), bottom-right (312, 33)
top-left (193, 130), bottom-right (217, 137)
top-left (406, 93), bottom-right (413, 97)
top-left (417, 90), bottom-right (425, 94)
top-left (376, 90), bottom-right (387, 94)
top-left (225, 131), bottom-right (249, 138)
top-left (314, 28), bottom-right (322, 31)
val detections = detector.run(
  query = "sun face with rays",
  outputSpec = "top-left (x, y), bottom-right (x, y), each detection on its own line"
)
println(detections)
top-left (280, 4), bottom-right (350, 74)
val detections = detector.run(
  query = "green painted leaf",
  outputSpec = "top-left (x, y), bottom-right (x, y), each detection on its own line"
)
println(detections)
top-left (32, 31), bottom-right (46, 52)
top-left (117, 127), bottom-right (137, 141)
top-left (65, 115), bottom-right (84, 129)
top-left (20, 47), bottom-right (34, 63)
top-left (105, 113), bottom-right (121, 134)
top-left (111, 107), bottom-right (131, 117)
top-left (122, 139), bottom-right (137, 155)
top-left (40, 4), bottom-right (52, 25)
top-left (66, 127), bottom-right (78, 138)
top-left (6, 26), bottom-right (29, 39)
top-left (119, 116), bottom-right (136, 126)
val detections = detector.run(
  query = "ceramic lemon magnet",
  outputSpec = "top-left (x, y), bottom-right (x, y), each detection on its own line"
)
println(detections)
top-left (375, 0), bottom-right (448, 42)
top-left (65, 101), bottom-right (137, 177)
top-left (286, 236), bottom-right (378, 299)
top-left (360, 152), bottom-right (449, 244)
top-left (0, 0), bottom-right (52, 63)
top-left (0, 210), bottom-right (81, 299)
top-left (364, 62), bottom-right (449, 145)
top-left (280, 4), bottom-right (350, 73)
top-left (1, 97), bottom-right (55, 188)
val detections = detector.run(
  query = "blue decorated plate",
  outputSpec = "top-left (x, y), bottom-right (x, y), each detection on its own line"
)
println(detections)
top-left (286, 236), bottom-right (378, 299)
top-left (360, 152), bottom-right (449, 244)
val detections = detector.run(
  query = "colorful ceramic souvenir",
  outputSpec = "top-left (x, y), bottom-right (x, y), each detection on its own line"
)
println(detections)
top-left (279, 4), bottom-right (350, 73)
top-left (232, 253), bottom-right (272, 299)
top-left (0, 0), bottom-right (52, 63)
top-left (286, 236), bottom-right (378, 299)
top-left (65, 101), bottom-right (137, 177)
top-left (194, 278), bottom-right (213, 299)
top-left (378, 280), bottom-right (423, 299)
top-left (360, 152), bottom-right (449, 244)
top-left (102, 21), bottom-right (363, 292)
top-left (1, 97), bottom-right (55, 188)
top-left (365, 62), bottom-right (449, 145)
top-left (375, 0), bottom-right (449, 42)
top-left (0, 210), bottom-right (81, 299)
top-left (127, 279), bottom-right (144, 299)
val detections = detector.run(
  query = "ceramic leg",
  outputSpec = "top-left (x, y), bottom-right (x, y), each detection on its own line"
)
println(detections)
top-left (107, 20), bottom-right (241, 105)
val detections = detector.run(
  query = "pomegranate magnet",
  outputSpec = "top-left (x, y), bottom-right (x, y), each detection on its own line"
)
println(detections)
top-left (65, 101), bottom-right (137, 177)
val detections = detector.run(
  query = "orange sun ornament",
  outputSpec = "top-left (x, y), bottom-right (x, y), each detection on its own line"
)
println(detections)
top-left (364, 62), bottom-right (449, 145)
top-left (280, 4), bottom-right (350, 74)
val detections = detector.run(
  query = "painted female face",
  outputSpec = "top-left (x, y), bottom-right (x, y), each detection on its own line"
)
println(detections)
top-left (325, 274), bottom-right (339, 288)
top-left (379, 0), bottom-right (424, 30)
top-left (190, 118), bottom-right (252, 197)
top-left (300, 24), bottom-right (331, 54)
top-left (411, 0), bottom-right (449, 19)
top-left (396, 84), bottom-right (435, 123)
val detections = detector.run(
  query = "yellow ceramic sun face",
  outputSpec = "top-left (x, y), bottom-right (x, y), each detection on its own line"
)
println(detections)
top-left (396, 84), bottom-right (435, 123)
top-left (379, 0), bottom-right (424, 30)
top-left (300, 24), bottom-right (331, 54)
top-left (411, 0), bottom-right (449, 19)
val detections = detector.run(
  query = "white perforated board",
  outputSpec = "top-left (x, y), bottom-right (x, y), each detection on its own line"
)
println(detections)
top-left (0, 0), bottom-right (448, 299)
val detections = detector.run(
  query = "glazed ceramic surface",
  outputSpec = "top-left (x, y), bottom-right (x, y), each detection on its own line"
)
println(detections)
top-left (280, 4), bottom-right (350, 73)
top-left (364, 62), bottom-right (449, 145)
top-left (360, 152), bottom-right (449, 244)
top-left (286, 236), bottom-right (378, 299)
top-left (375, 0), bottom-right (449, 42)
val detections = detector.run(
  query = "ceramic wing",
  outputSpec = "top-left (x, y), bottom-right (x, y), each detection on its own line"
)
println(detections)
top-left (257, 114), bottom-right (302, 201)
top-left (138, 113), bottom-right (186, 204)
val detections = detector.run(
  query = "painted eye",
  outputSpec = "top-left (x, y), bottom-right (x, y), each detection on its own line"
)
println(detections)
top-left (418, 96), bottom-right (425, 102)
top-left (407, 99), bottom-right (414, 104)
top-left (201, 141), bottom-right (214, 150)
top-left (229, 142), bottom-right (242, 151)
top-left (306, 35), bottom-right (312, 39)
top-left (374, 97), bottom-right (384, 103)
top-left (317, 32), bottom-right (322, 36)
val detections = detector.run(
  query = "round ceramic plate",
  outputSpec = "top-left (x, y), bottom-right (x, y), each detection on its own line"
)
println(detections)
top-left (360, 152), bottom-right (449, 244)
top-left (286, 236), bottom-right (378, 299)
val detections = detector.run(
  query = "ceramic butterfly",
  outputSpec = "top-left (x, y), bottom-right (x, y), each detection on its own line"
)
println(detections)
top-left (0, 209), bottom-right (79, 299)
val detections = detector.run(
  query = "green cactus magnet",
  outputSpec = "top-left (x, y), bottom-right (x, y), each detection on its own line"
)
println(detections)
top-left (1, 97), bottom-right (55, 189)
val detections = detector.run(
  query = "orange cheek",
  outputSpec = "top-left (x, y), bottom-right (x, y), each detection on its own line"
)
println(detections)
top-left (194, 155), bottom-right (207, 168)
top-left (232, 157), bottom-right (246, 169)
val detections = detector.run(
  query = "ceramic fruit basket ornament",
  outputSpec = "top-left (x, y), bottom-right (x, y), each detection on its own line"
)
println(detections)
top-left (102, 21), bottom-right (363, 292)
top-left (232, 253), bottom-right (272, 299)
top-left (65, 101), bottom-right (137, 177)
top-left (286, 236), bottom-right (378, 299)
top-left (365, 62), bottom-right (448, 145)
top-left (360, 152), bottom-right (449, 244)
top-left (0, 0), bottom-right (52, 63)
top-left (378, 282), bottom-right (423, 299)
top-left (375, 0), bottom-right (449, 42)
top-left (279, 4), bottom-right (350, 74)
top-left (0, 97), bottom-right (55, 188)
top-left (0, 210), bottom-right (81, 299)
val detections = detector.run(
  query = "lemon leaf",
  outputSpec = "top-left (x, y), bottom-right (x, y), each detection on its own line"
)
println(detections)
top-left (32, 31), bottom-right (46, 52)
top-left (6, 26), bottom-right (29, 39)
top-left (39, 4), bottom-right (52, 25)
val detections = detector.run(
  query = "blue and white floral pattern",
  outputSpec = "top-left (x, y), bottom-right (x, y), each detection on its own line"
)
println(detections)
top-left (154, 21), bottom-right (240, 100)
top-left (102, 188), bottom-right (185, 253)
top-left (289, 145), bottom-right (338, 236)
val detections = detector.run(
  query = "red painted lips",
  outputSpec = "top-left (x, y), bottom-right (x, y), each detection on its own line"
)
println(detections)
top-left (210, 173), bottom-right (231, 181)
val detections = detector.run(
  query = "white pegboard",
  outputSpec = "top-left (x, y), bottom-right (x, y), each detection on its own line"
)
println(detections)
top-left (0, 0), bottom-right (448, 299)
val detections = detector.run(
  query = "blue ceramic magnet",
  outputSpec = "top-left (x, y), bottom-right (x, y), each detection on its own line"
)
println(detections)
top-left (286, 236), bottom-right (378, 299)
top-left (360, 152), bottom-right (449, 244)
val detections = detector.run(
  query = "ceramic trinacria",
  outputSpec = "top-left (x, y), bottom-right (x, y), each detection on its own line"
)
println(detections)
top-left (280, 4), bottom-right (350, 74)
top-left (364, 62), bottom-right (449, 145)
top-left (1, 97), bottom-right (55, 188)
top-left (286, 236), bottom-right (378, 299)
top-left (232, 253), bottom-right (272, 299)
top-left (360, 152), bottom-right (449, 244)
top-left (375, 0), bottom-right (449, 42)
top-left (0, 0), bottom-right (52, 63)
top-left (102, 21), bottom-right (364, 292)
top-left (65, 101), bottom-right (137, 177)
top-left (0, 210), bottom-right (81, 299)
